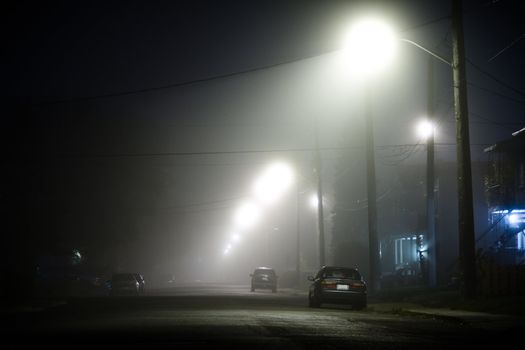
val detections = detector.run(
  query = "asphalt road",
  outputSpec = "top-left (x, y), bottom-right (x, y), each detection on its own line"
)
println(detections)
top-left (7, 284), bottom-right (522, 349)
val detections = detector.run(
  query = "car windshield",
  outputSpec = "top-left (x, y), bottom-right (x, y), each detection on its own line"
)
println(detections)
top-left (324, 268), bottom-right (361, 280)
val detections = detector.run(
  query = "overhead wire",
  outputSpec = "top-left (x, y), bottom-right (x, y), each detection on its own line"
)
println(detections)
top-left (20, 15), bottom-right (470, 108)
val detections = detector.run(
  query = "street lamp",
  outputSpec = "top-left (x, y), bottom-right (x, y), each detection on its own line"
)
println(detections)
top-left (344, 18), bottom-right (398, 77)
top-left (344, 17), bottom-right (397, 293)
top-left (416, 120), bottom-right (435, 141)
top-left (416, 118), bottom-right (437, 287)
top-left (253, 162), bottom-right (295, 205)
top-left (234, 201), bottom-right (261, 231)
top-left (344, 0), bottom-right (476, 297)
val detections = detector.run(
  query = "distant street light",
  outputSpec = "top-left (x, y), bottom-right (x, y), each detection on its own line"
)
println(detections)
top-left (309, 193), bottom-right (319, 209)
top-left (253, 162), bottom-right (294, 205)
top-left (416, 120), bottom-right (435, 141)
top-left (223, 243), bottom-right (232, 256)
top-left (224, 161), bottom-right (294, 260)
top-left (416, 117), bottom-right (437, 287)
top-left (234, 201), bottom-right (261, 230)
top-left (309, 193), bottom-right (328, 210)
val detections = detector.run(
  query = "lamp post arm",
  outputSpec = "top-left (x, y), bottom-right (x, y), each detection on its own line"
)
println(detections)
top-left (399, 38), bottom-right (452, 67)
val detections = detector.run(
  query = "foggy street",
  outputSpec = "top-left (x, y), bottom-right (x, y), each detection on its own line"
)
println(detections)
top-left (9, 284), bottom-right (524, 349)
top-left (4, 1), bottom-right (525, 348)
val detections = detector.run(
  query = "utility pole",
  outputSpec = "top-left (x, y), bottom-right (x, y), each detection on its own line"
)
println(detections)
top-left (365, 88), bottom-right (380, 293)
top-left (296, 180), bottom-right (301, 286)
top-left (452, 0), bottom-right (476, 298)
top-left (426, 57), bottom-right (437, 287)
top-left (314, 116), bottom-right (326, 268)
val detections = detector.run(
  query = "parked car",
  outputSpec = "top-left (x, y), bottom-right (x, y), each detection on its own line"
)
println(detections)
top-left (109, 273), bottom-right (141, 296)
top-left (133, 273), bottom-right (146, 295)
top-left (250, 267), bottom-right (277, 293)
top-left (308, 266), bottom-right (367, 309)
top-left (380, 267), bottom-right (420, 289)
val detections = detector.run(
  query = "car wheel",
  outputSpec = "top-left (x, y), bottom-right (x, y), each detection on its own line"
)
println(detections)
top-left (353, 301), bottom-right (367, 310)
top-left (308, 293), bottom-right (321, 308)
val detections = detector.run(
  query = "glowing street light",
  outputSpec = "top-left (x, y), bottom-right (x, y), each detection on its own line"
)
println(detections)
top-left (234, 201), bottom-right (261, 230)
top-left (231, 233), bottom-right (241, 243)
top-left (342, 16), bottom-right (397, 292)
top-left (223, 243), bottom-right (232, 256)
top-left (343, 18), bottom-right (397, 77)
top-left (416, 117), bottom-right (437, 287)
top-left (309, 193), bottom-right (319, 209)
top-left (309, 193), bottom-right (327, 209)
top-left (253, 162), bottom-right (295, 205)
top-left (416, 119), bottom-right (436, 140)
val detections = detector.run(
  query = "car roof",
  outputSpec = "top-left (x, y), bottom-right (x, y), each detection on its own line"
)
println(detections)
top-left (321, 266), bottom-right (359, 271)
top-left (253, 267), bottom-right (275, 272)
top-left (112, 273), bottom-right (137, 279)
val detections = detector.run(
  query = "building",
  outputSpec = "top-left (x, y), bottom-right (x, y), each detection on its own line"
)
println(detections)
top-left (481, 127), bottom-right (525, 265)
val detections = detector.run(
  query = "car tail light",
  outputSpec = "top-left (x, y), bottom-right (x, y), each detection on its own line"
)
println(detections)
top-left (350, 281), bottom-right (366, 289)
top-left (321, 280), bottom-right (337, 289)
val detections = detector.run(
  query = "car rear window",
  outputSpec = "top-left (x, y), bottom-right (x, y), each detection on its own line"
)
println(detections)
top-left (324, 268), bottom-right (361, 280)
top-left (112, 273), bottom-right (136, 282)
top-left (254, 269), bottom-right (275, 276)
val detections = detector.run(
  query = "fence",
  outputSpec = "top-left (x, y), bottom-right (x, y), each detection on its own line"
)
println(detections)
top-left (478, 260), bottom-right (525, 296)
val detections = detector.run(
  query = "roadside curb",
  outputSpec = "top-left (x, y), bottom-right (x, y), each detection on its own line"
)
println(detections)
top-left (400, 308), bottom-right (468, 323)
top-left (368, 302), bottom-right (525, 326)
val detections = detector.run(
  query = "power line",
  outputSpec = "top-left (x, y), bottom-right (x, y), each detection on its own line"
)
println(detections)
top-left (487, 33), bottom-right (525, 63)
top-left (28, 50), bottom-right (334, 107)
top-left (467, 82), bottom-right (525, 105)
top-left (23, 15), bottom-right (461, 107)
top-left (42, 142), bottom-right (493, 160)
top-left (466, 57), bottom-right (525, 99)
top-left (469, 112), bottom-right (523, 131)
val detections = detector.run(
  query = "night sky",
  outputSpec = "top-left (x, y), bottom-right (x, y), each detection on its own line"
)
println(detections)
top-left (4, 0), bottom-right (524, 288)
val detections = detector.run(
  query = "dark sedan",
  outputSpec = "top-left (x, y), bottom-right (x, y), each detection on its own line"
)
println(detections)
top-left (109, 273), bottom-right (141, 296)
top-left (308, 266), bottom-right (367, 309)
top-left (250, 267), bottom-right (277, 293)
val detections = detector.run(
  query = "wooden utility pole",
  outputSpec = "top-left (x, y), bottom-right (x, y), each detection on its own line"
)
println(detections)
top-left (452, 0), bottom-right (476, 298)
top-left (314, 116), bottom-right (326, 268)
top-left (366, 87), bottom-right (380, 293)
top-left (427, 57), bottom-right (437, 287)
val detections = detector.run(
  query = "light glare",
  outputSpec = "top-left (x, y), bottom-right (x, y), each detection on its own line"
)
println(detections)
top-left (234, 201), bottom-right (260, 230)
top-left (310, 194), bottom-right (320, 209)
top-left (253, 162), bottom-right (294, 204)
top-left (416, 120), bottom-right (435, 140)
top-left (343, 18), bottom-right (397, 76)
top-left (508, 213), bottom-right (520, 225)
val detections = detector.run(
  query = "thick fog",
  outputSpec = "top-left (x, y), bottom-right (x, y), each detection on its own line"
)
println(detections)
top-left (5, 0), bottom-right (524, 295)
